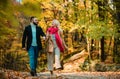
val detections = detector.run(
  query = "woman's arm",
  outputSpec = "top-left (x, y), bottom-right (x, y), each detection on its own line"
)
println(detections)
top-left (59, 29), bottom-right (68, 50)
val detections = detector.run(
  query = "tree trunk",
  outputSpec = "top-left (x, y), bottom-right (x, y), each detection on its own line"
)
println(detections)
top-left (101, 37), bottom-right (105, 62)
top-left (98, 0), bottom-right (107, 62)
top-left (113, 0), bottom-right (120, 63)
top-left (87, 37), bottom-right (91, 60)
top-left (98, 40), bottom-right (101, 61)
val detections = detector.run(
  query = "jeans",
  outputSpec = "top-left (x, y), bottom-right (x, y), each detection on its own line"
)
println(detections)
top-left (28, 46), bottom-right (39, 71)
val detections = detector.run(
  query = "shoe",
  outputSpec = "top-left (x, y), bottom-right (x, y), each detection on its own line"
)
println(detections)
top-left (30, 70), bottom-right (37, 76)
top-left (30, 70), bottom-right (35, 76)
top-left (34, 73), bottom-right (37, 76)
top-left (56, 67), bottom-right (63, 70)
top-left (34, 70), bottom-right (37, 76)
top-left (50, 70), bottom-right (53, 75)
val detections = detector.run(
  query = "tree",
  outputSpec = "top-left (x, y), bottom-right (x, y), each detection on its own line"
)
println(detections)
top-left (113, 0), bottom-right (120, 63)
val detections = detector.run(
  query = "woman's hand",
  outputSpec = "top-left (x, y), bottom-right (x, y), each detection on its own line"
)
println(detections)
top-left (64, 44), bottom-right (68, 51)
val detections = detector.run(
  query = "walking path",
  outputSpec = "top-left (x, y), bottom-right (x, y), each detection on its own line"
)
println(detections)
top-left (1, 50), bottom-right (120, 79)
top-left (37, 72), bottom-right (120, 79)
top-left (1, 70), bottom-right (120, 79)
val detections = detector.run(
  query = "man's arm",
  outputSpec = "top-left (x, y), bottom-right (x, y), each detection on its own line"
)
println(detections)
top-left (39, 26), bottom-right (46, 38)
top-left (22, 27), bottom-right (27, 49)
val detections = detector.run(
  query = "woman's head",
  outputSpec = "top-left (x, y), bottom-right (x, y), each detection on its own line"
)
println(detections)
top-left (52, 19), bottom-right (60, 28)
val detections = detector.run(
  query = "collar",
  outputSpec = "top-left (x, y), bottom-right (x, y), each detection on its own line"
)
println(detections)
top-left (30, 23), bottom-right (36, 27)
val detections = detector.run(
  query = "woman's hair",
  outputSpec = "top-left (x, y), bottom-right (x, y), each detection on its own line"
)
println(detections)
top-left (52, 19), bottom-right (60, 27)
top-left (52, 19), bottom-right (63, 32)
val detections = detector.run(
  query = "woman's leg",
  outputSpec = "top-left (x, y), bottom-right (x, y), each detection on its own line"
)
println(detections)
top-left (54, 47), bottom-right (61, 69)
top-left (47, 52), bottom-right (54, 72)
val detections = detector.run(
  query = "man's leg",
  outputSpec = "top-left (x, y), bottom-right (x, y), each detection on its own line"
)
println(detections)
top-left (34, 46), bottom-right (39, 76)
top-left (28, 46), bottom-right (36, 76)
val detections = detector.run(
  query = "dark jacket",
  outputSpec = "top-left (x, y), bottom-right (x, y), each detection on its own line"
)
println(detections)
top-left (22, 25), bottom-right (45, 51)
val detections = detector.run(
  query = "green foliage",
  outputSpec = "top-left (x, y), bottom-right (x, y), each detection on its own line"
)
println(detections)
top-left (0, 0), bottom-right (120, 71)
top-left (0, 0), bottom-right (19, 27)
top-left (0, 0), bottom-right (19, 48)
top-left (0, 0), bottom-right (9, 9)
top-left (87, 21), bottom-right (115, 40)
top-left (19, 1), bottom-right (42, 18)
top-left (1, 52), bottom-right (28, 71)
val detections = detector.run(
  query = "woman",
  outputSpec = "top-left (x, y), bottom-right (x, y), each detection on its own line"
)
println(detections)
top-left (46, 19), bottom-right (67, 75)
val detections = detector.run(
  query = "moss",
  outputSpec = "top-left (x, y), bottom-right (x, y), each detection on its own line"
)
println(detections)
top-left (114, 56), bottom-right (120, 64)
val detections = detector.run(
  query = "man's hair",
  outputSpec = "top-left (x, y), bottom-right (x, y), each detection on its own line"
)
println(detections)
top-left (30, 16), bottom-right (35, 22)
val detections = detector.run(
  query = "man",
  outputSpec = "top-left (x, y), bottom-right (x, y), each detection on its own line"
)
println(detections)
top-left (22, 16), bottom-right (45, 76)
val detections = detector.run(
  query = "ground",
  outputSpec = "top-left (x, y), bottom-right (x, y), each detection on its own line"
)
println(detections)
top-left (1, 70), bottom-right (120, 79)
top-left (1, 50), bottom-right (120, 79)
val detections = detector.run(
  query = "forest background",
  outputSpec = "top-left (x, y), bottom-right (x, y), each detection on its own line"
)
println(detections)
top-left (0, 0), bottom-right (120, 72)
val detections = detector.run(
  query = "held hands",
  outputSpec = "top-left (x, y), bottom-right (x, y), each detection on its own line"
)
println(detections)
top-left (42, 36), bottom-right (46, 43)
top-left (22, 47), bottom-right (26, 50)
top-left (42, 36), bottom-right (46, 40)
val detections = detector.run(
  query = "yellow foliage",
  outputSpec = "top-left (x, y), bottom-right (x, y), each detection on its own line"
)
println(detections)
top-left (22, 0), bottom-right (38, 4)
top-left (61, 20), bottom-right (75, 31)
top-left (78, 2), bottom-right (85, 10)
top-left (42, 10), bottom-right (54, 18)
top-left (41, 2), bottom-right (53, 9)
top-left (38, 19), bottom-right (48, 31)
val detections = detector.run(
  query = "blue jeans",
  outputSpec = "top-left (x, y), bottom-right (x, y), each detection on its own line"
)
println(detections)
top-left (28, 46), bottom-right (39, 71)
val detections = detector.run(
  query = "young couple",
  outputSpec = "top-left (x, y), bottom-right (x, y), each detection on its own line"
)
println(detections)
top-left (22, 16), bottom-right (67, 76)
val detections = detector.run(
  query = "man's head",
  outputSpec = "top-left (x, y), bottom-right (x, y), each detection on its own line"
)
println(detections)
top-left (30, 16), bottom-right (39, 26)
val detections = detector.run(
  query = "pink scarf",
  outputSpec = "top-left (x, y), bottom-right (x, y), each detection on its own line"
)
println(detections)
top-left (47, 26), bottom-right (64, 52)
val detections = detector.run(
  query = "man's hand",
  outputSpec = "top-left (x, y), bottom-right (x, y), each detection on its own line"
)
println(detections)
top-left (22, 47), bottom-right (26, 50)
top-left (42, 36), bottom-right (46, 40)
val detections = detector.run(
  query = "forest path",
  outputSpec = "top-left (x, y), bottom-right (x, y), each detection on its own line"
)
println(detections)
top-left (1, 70), bottom-right (120, 79)
top-left (1, 50), bottom-right (120, 79)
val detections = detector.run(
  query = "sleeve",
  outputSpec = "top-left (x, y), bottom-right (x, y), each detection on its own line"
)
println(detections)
top-left (22, 27), bottom-right (27, 48)
top-left (40, 27), bottom-right (46, 37)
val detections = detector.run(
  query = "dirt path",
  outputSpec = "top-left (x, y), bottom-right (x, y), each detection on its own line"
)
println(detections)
top-left (1, 70), bottom-right (120, 79)
top-left (37, 72), bottom-right (120, 79)
top-left (1, 50), bottom-right (120, 79)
